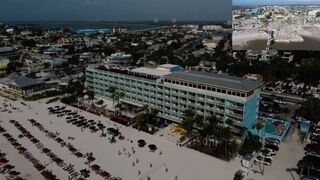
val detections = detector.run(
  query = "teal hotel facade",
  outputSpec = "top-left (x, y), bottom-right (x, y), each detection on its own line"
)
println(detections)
top-left (86, 64), bottom-right (262, 138)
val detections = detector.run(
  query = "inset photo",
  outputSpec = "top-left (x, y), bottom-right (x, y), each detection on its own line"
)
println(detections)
top-left (232, 0), bottom-right (320, 50)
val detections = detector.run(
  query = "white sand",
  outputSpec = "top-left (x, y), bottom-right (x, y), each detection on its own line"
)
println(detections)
top-left (232, 30), bottom-right (268, 47)
top-left (0, 96), bottom-right (303, 180)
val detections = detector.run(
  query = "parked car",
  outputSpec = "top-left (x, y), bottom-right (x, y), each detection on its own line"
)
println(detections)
top-left (264, 144), bottom-right (279, 152)
top-left (304, 144), bottom-right (320, 153)
top-left (233, 168), bottom-right (249, 180)
top-left (241, 154), bottom-right (254, 168)
top-left (254, 155), bottom-right (272, 166)
top-left (265, 138), bottom-right (280, 145)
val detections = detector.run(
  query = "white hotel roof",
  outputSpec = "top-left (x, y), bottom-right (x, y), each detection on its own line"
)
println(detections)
top-left (132, 67), bottom-right (172, 77)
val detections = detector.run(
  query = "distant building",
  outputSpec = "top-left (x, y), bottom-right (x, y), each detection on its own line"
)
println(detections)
top-left (0, 74), bottom-right (44, 99)
top-left (0, 57), bottom-right (9, 70)
top-left (0, 46), bottom-right (18, 59)
top-left (281, 51), bottom-right (294, 62)
top-left (45, 58), bottom-right (67, 67)
top-left (112, 27), bottom-right (129, 33)
top-left (309, 10), bottom-right (320, 17)
top-left (44, 47), bottom-right (68, 55)
top-left (104, 52), bottom-right (132, 67)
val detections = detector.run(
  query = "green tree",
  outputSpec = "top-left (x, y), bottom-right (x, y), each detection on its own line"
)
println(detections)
top-left (298, 97), bottom-right (320, 124)
top-left (86, 90), bottom-right (95, 103)
top-left (134, 113), bottom-right (145, 131)
top-left (254, 121), bottom-right (265, 138)
top-left (180, 108), bottom-right (196, 138)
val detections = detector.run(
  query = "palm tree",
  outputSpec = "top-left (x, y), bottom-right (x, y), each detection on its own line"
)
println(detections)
top-left (86, 90), bottom-right (95, 104)
top-left (150, 108), bottom-right (160, 126)
top-left (180, 108), bottom-right (195, 138)
top-left (107, 86), bottom-right (117, 106)
top-left (194, 115), bottom-right (206, 146)
top-left (206, 114), bottom-right (220, 148)
top-left (134, 113), bottom-right (145, 131)
top-left (254, 121), bottom-right (265, 138)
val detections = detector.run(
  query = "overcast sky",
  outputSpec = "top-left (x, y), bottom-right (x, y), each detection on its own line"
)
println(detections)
top-left (0, 0), bottom-right (231, 21)
top-left (233, 0), bottom-right (320, 5)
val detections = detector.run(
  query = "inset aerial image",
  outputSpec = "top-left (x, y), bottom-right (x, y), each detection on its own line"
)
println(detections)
top-left (233, 0), bottom-right (320, 50)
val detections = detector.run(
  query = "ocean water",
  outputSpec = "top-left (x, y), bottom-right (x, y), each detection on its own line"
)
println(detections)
top-left (5, 21), bottom-right (161, 32)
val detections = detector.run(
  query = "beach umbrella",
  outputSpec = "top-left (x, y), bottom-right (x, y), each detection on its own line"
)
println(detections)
top-left (8, 138), bottom-right (15, 142)
top-left (53, 158), bottom-right (63, 164)
top-left (87, 156), bottom-right (95, 162)
top-left (0, 158), bottom-right (8, 163)
top-left (9, 170), bottom-right (20, 176)
top-left (3, 133), bottom-right (11, 138)
top-left (12, 177), bottom-right (24, 180)
top-left (100, 171), bottom-right (110, 178)
top-left (137, 139), bottom-right (146, 147)
top-left (91, 164), bottom-right (100, 171)
top-left (55, 138), bottom-right (63, 143)
top-left (31, 138), bottom-right (39, 143)
top-left (12, 142), bottom-right (21, 147)
top-left (148, 144), bottom-right (157, 151)
top-left (75, 152), bottom-right (83, 157)
top-left (17, 147), bottom-right (27, 152)
top-left (89, 126), bottom-right (97, 130)
top-left (42, 148), bottom-right (51, 153)
top-left (3, 164), bottom-right (14, 169)
top-left (69, 147), bottom-right (77, 152)
top-left (34, 164), bottom-right (45, 171)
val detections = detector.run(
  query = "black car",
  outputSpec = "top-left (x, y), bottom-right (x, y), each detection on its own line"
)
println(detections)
top-left (264, 144), bottom-right (279, 151)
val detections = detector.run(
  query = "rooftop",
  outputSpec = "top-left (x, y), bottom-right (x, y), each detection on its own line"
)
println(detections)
top-left (0, 74), bottom-right (40, 88)
top-left (164, 71), bottom-right (262, 92)
top-left (0, 46), bottom-right (16, 53)
top-left (132, 67), bottom-right (172, 77)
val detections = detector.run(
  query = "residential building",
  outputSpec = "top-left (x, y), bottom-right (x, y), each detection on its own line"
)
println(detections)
top-left (0, 74), bottom-right (44, 99)
top-left (86, 64), bottom-right (262, 138)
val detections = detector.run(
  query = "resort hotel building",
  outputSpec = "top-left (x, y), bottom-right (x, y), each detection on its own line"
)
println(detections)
top-left (85, 64), bottom-right (262, 138)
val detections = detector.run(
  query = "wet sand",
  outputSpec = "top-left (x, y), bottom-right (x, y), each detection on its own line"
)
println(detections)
top-left (233, 36), bottom-right (320, 50)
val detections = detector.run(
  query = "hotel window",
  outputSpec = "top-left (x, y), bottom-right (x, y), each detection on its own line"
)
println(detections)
top-left (207, 86), bottom-right (211, 91)
top-left (201, 85), bottom-right (206, 90)
top-left (232, 92), bottom-right (236, 96)
top-left (184, 82), bottom-right (188, 86)
top-left (212, 88), bottom-right (216, 92)
top-left (180, 81), bottom-right (183, 85)
top-left (168, 80), bottom-right (172, 83)
top-left (227, 91), bottom-right (231, 95)
top-left (193, 84), bottom-right (197, 88)
top-left (237, 92), bottom-right (241, 96)
top-left (189, 83), bottom-right (192, 87)
top-left (222, 90), bottom-right (226, 94)
top-left (217, 89), bottom-right (221, 93)
top-left (241, 93), bottom-right (246, 97)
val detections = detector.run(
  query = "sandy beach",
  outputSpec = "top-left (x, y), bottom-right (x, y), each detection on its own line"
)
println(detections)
top-left (0, 96), bottom-right (304, 180)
